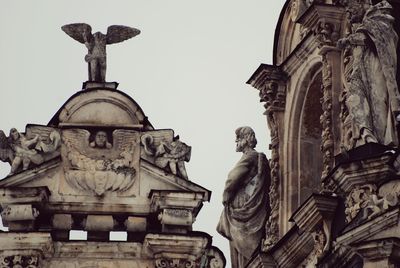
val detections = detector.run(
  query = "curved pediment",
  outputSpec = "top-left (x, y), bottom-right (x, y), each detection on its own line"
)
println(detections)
top-left (48, 87), bottom-right (154, 130)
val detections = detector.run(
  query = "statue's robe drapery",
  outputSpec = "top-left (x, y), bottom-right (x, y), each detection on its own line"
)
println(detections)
top-left (346, 0), bottom-right (399, 147)
top-left (217, 150), bottom-right (270, 268)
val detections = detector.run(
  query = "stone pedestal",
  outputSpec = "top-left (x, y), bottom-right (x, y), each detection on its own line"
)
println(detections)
top-left (82, 81), bottom-right (119, 90)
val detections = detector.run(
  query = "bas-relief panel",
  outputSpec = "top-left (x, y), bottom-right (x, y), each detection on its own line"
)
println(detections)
top-left (46, 260), bottom-right (153, 268)
top-left (60, 128), bottom-right (140, 198)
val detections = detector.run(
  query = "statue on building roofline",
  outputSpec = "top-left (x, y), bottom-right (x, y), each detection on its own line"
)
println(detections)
top-left (217, 126), bottom-right (271, 268)
top-left (338, 0), bottom-right (400, 149)
top-left (61, 23), bottom-right (140, 82)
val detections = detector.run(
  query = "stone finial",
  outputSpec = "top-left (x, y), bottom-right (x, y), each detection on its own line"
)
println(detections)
top-left (62, 23), bottom-right (140, 82)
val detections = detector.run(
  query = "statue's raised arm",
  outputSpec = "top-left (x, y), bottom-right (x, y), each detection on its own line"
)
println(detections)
top-left (61, 23), bottom-right (140, 82)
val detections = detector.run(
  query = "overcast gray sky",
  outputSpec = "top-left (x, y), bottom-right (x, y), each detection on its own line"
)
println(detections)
top-left (0, 1), bottom-right (286, 266)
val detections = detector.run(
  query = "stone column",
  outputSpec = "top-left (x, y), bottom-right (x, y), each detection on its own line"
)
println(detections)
top-left (247, 64), bottom-right (287, 250)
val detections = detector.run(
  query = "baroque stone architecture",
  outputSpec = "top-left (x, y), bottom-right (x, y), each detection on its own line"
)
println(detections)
top-left (0, 24), bottom-right (225, 268)
top-left (242, 0), bottom-right (400, 267)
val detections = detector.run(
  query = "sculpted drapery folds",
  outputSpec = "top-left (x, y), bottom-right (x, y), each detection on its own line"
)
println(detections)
top-left (338, 0), bottom-right (400, 149)
top-left (217, 127), bottom-right (271, 268)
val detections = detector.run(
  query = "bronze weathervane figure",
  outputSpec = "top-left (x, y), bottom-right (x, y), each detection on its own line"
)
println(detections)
top-left (62, 23), bottom-right (140, 82)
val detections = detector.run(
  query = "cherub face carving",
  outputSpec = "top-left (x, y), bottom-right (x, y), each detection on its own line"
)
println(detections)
top-left (90, 131), bottom-right (112, 149)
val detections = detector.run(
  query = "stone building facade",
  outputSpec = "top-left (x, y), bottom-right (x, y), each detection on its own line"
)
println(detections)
top-left (244, 0), bottom-right (400, 267)
top-left (0, 25), bottom-right (225, 268)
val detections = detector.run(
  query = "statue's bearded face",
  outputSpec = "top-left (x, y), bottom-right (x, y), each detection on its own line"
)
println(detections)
top-left (235, 136), bottom-right (247, 152)
top-left (95, 131), bottom-right (108, 148)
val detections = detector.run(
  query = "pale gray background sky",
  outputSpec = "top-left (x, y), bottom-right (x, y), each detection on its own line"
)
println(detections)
top-left (0, 1), bottom-right (286, 266)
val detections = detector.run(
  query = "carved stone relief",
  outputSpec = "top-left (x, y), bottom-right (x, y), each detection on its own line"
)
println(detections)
top-left (316, 22), bottom-right (339, 48)
top-left (0, 254), bottom-right (40, 268)
top-left (361, 179), bottom-right (400, 220)
top-left (0, 127), bottom-right (60, 175)
top-left (345, 184), bottom-right (376, 223)
top-left (320, 55), bottom-right (334, 179)
top-left (62, 129), bottom-right (139, 196)
top-left (154, 257), bottom-right (195, 268)
top-left (141, 132), bottom-right (191, 180)
top-left (207, 248), bottom-right (225, 268)
top-left (252, 67), bottom-right (287, 252)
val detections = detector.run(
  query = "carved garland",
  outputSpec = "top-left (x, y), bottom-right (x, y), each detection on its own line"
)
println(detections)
top-left (258, 78), bottom-right (285, 250)
top-left (264, 111), bottom-right (280, 250)
top-left (320, 54), bottom-right (334, 179)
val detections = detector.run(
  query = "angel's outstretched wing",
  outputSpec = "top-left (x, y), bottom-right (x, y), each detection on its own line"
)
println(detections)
top-left (62, 129), bottom-right (91, 154)
top-left (0, 130), bottom-right (13, 163)
top-left (113, 130), bottom-right (139, 153)
top-left (61, 23), bottom-right (92, 44)
top-left (106, 25), bottom-right (140, 45)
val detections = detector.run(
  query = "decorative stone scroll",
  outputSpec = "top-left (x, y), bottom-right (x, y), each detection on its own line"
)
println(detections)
top-left (0, 254), bottom-right (40, 268)
top-left (62, 128), bottom-right (139, 196)
top-left (144, 234), bottom-right (208, 268)
top-left (0, 126), bottom-right (60, 175)
top-left (154, 257), bottom-right (195, 268)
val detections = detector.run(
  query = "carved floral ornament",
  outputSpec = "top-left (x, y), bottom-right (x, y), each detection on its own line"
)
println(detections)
top-left (0, 254), bottom-right (39, 268)
top-left (344, 180), bottom-right (400, 223)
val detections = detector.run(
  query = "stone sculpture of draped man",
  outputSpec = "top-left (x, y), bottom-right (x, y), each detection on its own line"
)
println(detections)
top-left (217, 127), bottom-right (271, 268)
top-left (338, 0), bottom-right (400, 148)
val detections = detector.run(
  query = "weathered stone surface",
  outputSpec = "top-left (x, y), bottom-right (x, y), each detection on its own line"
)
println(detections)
top-left (0, 25), bottom-right (224, 267)
top-left (125, 216), bottom-right (147, 232)
top-left (0, 126), bottom-right (60, 175)
top-left (85, 215), bottom-right (114, 231)
top-left (338, 0), bottom-right (400, 149)
top-left (247, 0), bottom-right (400, 267)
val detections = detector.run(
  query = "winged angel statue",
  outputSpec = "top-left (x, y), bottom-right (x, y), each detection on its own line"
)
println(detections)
top-left (61, 23), bottom-right (140, 82)
top-left (63, 129), bottom-right (139, 196)
top-left (0, 128), bottom-right (60, 175)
